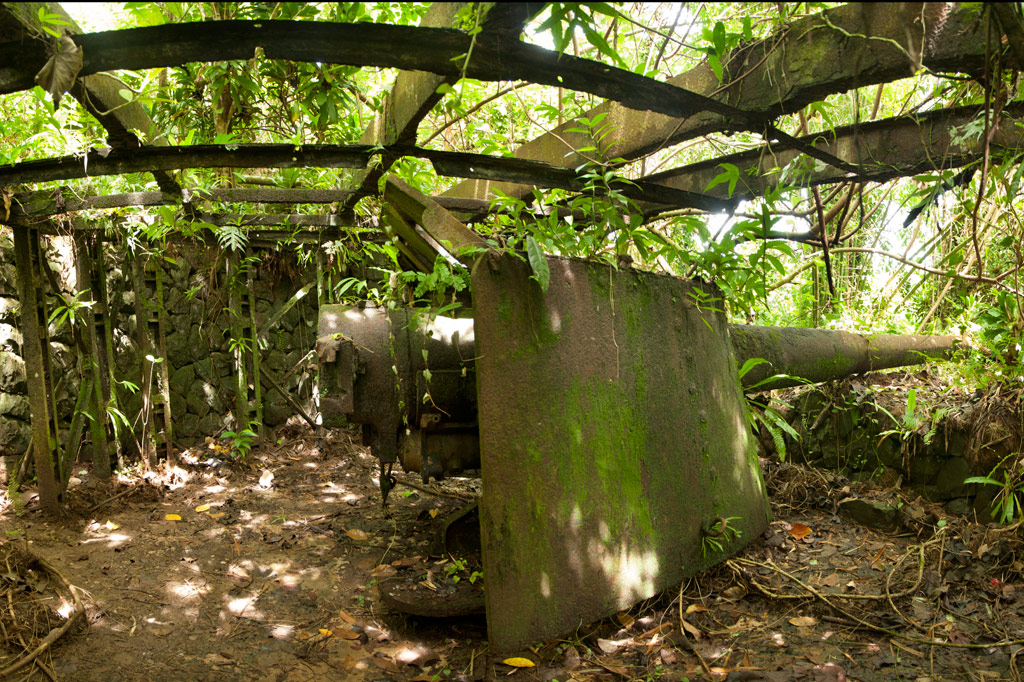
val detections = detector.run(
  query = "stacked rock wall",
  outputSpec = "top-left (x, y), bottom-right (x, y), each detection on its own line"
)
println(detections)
top-left (0, 233), bottom-right (319, 476)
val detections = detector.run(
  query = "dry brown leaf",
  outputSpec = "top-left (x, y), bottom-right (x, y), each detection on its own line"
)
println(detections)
top-left (336, 628), bottom-right (361, 640)
top-left (789, 616), bottom-right (818, 627)
top-left (616, 611), bottom-right (635, 628)
top-left (789, 522), bottom-right (812, 539)
top-left (597, 637), bottom-right (629, 654)
top-left (371, 564), bottom-right (397, 578)
top-left (34, 34), bottom-right (83, 108)
top-left (680, 618), bottom-right (702, 640)
top-left (337, 609), bottom-right (357, 624)
top-left (392, 556), bottom-right (422, 567)
top-left (721, 586), bottom-right (747, 601)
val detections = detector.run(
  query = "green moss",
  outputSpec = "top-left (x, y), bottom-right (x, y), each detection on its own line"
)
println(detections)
top-left (525, 374), bottom-right (656, 542)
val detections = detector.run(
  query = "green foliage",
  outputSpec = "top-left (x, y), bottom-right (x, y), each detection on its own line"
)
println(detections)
top-left (396, 256), bottom-right (470, 307)
top-left (701, 516), bottom-right (742, 557)
top-left (737, 358), bottom-right (802, 461)
top-left (220, 427), bottom-right (259, 461)
top-left (535, 3), bottom-right (628, 68)
top-left (48, 290), bottom-right (95, 332)
top-left (966, 453), bottom-right (1024, 524)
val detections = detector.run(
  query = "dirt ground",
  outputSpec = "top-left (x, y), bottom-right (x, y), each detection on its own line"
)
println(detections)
top-left (2, 424), bottom-right (1024, 682)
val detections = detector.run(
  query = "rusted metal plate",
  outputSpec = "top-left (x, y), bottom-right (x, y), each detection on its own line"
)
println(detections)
top-left (471, 253), bottom-right (771, 651)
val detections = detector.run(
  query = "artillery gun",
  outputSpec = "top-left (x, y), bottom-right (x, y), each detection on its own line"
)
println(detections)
top-left (318, 252), bottom-right (957, 650)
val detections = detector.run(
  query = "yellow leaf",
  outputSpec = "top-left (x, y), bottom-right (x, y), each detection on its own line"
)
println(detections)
top-left (502, 657), bottom-right (536, 668)
top-left (616, 612), bottom-right (635, 628)
top-left (429, 509), bottom-right (438, 518)
top-left (346, 529), bottom-right (369, 541)
top-left (208, 512), bottom-right (226, 519)
top-left (686, 604), bottom-right (707, 614)
top-left (789, 616), bottom-right (818, 627)
top-left (195, 504), bottom-right (211, 513)
top-left (319, 628), bottom-right (333, 637)
top-left (165, 514), bottom-right (182, 522)
top-left (105, 520), bottom-right (120, 530)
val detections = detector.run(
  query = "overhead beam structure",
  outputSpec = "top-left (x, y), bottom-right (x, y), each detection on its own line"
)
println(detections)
top-left (444, 2), bottom-right (1002, 205)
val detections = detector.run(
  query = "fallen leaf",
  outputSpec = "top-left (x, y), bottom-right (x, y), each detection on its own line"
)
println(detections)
top-left (597, 637), bottom-right (630, 654)
top-left (616, 611), bottom-right (635, 628)
top-left (336, 628), bottom-right (361, 640)
top-left (391, 556), bottom-right (422, 567)
top-left (195, 504), bottom-right (211, 513)
top-left (502, 657), bottom-right (535, 668)
top-left (105, 520), bottom-right (120, 530)
top-left (686, 603), bottom-right (708, 614)
top-left (319, 628), bottom-right (333, 637)
top-left (346, 529), bottom-right (369, 541)
top-left (680, 618), bottom-right (702, 640)
top-left (337, 609), bottom-right (357, 624)
top-left (721, 586), bottom-right (747, 601)
top-left (208, 512), bottom-right (226, 520)
top-left (371, 564), bottom-right (397, 578)
top-left (789, 616), bottom-right (818, 627)
top-left (563, 646), bottom-right (581, 670)
top-left (164, 514), bottom-right (182, 522)
top-left (428, 509), bottom-right (438, 518)
top-left (34, 34), bottom-right (83, 108)
top-left (790, 522), bottom-right (812, 539)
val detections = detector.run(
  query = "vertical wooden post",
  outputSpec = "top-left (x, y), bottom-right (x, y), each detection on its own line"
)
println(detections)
top-left (154, 264), bottom-right (174, 465)
top-left (130, 252), bottom-right (156, 470)
top-left (73, 233), bottom-right (111, 479)
top-left (245, 251), bottom-right (263, 437)
top-left (13, 226), bottom-right (59, 514)
top-left (227, 251), bottom-right (250, 433)
top-left (31, 233), bottom-right (63, 478)
top-left (90, 236), bottom-right (122, 469)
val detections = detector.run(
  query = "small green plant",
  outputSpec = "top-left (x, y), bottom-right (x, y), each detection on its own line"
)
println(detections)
top-left (48, 290), bottom-right (95, 332)
top-left (220, 426), bottom-right (259, 460)
top-left (737, 358), bottom-right (802, 461)
top-left (965, 452), bottom-right (1024, 524)
top-left (701, 516), bottom-right (741, 557)
top-left (442, 557), bottom-right (483, 584)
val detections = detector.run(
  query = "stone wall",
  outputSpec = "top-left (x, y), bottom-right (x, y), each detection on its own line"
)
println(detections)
top-left (0, 233), bottom-right (320, 473)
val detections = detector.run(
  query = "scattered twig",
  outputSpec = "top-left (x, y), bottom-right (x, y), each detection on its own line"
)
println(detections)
top-left (0, 555), bottom-right (85, 679)
top-left (88, 483), bottom-right (141, 512)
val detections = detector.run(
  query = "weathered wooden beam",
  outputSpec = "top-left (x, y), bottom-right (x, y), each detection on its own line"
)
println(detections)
top-left (130, 252), bottom-right (156, 469)
top-left (0, 19), bottom-right (764, 122)
top-left (643, 103), bottom-right (1024, 201)
top-left (0, 144), bottom-right (731, 211)
top-left (73, 233), bottom-right (110, 478)
top-left (11, 225), bottom-right (59, 514)
top-left (0, 144), bottom-right (372, 185)
top-left (383, 176), bottom-right (487, 261)
top-left (7, 187), bottom-right (494, 220)
top-left (443, 2), bottom-right (1001, 203)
